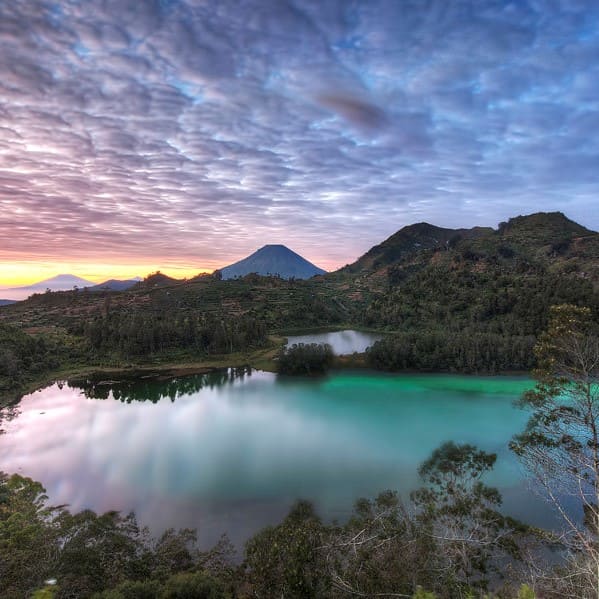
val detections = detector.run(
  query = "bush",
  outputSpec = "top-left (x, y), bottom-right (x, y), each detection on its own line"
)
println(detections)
top-left (277, 343), bottom-right (335, 375)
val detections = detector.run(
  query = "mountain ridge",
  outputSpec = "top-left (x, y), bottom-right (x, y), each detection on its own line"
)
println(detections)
top-left (88, 278), bottom-right (142, 292)
top-left (342, 211), bottom-right (597, 276)
top-left (0, 275), bottom-right (143, 301)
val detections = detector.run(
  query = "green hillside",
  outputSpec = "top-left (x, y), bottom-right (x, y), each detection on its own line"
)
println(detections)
top-left (348, 212), bottom-right (598, 372)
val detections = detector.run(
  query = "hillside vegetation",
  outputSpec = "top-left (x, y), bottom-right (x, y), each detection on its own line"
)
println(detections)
top-left (0, 212), bottom-right (597, 398)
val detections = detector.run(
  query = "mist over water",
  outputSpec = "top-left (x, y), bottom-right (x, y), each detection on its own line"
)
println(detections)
top-left (0, 370), bottom-right (552, 549)
top-left (285, 330), bottom-right (383, 354)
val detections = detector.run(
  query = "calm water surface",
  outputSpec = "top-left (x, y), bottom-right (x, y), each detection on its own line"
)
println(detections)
top-left (0, 370), bottom-right (550, 549)
top-left (285, 329), bottom-right (382, 354)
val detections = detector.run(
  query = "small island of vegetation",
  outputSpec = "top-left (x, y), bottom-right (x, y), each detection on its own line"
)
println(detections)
top-left (277, 342), bottom-right (335, 375)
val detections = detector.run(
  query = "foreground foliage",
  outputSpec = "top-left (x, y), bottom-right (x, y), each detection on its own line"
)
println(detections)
top-left (0, 471), bottom-right (236, 598)
top-left (511, 304), bottom-right (599, 598)
top-left (1, 442), bottom-right (540, 599)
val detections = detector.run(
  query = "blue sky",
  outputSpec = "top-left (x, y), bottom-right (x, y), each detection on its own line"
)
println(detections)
top-left (0, 0), bottom-right (598, 281)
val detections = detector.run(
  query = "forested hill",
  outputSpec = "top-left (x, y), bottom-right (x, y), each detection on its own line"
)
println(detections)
top-left (345, 212), bottom-right (599, 372)
top-left (330, 211), bottom-right (598, 296)
top-left (342, 212), bottom-right (596, 278)
top-left (342, 222), bottom-right (493, 274)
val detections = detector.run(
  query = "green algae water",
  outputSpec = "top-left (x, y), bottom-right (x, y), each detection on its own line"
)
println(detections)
top-left (0, 370), bottom-right (546, 548)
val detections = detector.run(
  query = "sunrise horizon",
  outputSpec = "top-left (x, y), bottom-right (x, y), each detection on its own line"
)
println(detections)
top-left (2, 1), bottom-right (599, 293)
top-left (1, 207), bottom-right (597, 291)
top-left (0, 247), bottom-right (338, 289)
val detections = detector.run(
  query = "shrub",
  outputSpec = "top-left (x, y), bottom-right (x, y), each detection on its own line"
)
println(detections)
top-left (277, 343), bottom-right (334, 375)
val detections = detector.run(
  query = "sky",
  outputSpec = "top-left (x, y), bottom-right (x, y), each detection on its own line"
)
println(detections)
top-left (1, 0), bottom-right (598, 287)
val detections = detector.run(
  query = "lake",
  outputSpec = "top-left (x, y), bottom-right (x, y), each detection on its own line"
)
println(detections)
top-left (0, 369), bottom-right (553, 551)
top-left (285, 329), bottom-right (382, 354)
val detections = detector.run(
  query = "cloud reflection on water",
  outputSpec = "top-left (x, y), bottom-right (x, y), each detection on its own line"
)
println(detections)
top-left (0, 370), bottom-right (551, 548)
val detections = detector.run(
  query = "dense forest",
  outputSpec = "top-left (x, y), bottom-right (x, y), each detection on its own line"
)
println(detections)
top-left (80, 312), bottom-right (268, 359)
top-left (0, 324), bottom-right (77, 398)
top-left (367, 330), bottom-right (536, 373)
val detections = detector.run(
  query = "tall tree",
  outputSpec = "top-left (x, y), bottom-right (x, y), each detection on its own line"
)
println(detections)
top-left (511, 304), bottom-right (599, 598)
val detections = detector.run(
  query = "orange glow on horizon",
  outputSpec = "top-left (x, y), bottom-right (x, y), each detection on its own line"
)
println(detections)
top-left (0, 254), bottom-right (343, 288)
top-left (0, 261), bottom-right (213, 288)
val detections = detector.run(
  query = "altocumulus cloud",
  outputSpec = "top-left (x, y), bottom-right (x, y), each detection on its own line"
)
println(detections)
top-left (1, 0), bottom-right (598, 272)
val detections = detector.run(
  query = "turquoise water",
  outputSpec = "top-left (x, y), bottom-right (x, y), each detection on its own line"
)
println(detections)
top-left (0, 370), bottom-right (547, 549)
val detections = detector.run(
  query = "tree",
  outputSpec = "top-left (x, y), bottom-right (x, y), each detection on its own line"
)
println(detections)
top-left (412, 442), bottom-right (525, 595)
top-left (324, 490), bottom-right (427, 597)
top-left (55, 509), bottom-right (150, 596)
top-left (277, 343), bottom-right (335, 375)
top-left (511, 304), bottom-right (599, 598)
top-left (0, 473), bottom-right (62, 598)
top-left (316, 444), bottom-right (527, 598)
top-left (244, 500), bottom-right (329, 598)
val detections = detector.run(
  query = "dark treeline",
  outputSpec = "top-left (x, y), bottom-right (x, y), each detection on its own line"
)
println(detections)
top-left (80, 312), bottom-right (268, 358)
top-left (0, 324), bottom-right (72, 395)
top-left (1, 442), bottom-right (543, 599)
top-left (367, 330), bottom-right (536, 373)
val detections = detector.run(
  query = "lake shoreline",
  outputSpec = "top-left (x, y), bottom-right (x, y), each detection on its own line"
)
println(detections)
top-left (1, 327), bottom-right (531, 408)
top-left (0, 369), bottom-right (540, 553)
top-left (0, 353), bottom-right (530, 409)
top-left (2, 355), bottom-right (531, 410)
top-left (0, 338), bottom-right (283, 408)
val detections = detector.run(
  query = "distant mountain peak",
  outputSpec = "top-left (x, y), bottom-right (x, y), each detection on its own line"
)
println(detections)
top-left (0, 273), bottom-right (96, 301)
top-left (221, 245), bottom-right (326, 280)
top-left (38, 274), bottom-right (95, 286)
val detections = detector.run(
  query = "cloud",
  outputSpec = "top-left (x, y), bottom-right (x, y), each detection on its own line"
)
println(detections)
top-left (0, 0), bottom-right (598, 278)
top-left (316, 93), bottom-right (388, 131)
